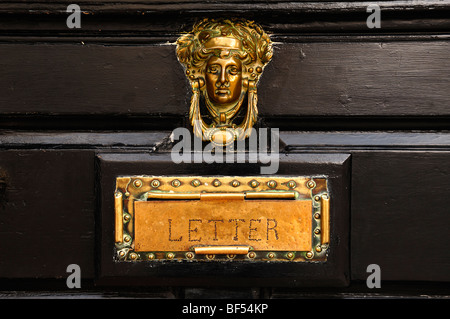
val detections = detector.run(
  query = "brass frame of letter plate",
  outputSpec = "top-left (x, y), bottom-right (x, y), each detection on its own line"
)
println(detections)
top-left (114, 176), bottom-right (330, 262)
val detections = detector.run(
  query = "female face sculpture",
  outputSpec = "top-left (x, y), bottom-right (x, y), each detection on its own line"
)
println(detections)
top-left (205, 55), bottom-right (242, 106)
top-left (176, 18), bottom-right (273, 146)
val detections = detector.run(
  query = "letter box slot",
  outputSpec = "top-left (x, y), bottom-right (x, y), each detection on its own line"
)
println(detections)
top-left (114, 176), bottom-right (330, 262)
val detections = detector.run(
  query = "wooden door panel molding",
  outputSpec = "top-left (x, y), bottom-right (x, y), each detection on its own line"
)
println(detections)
top-left (96, 153), bottom-right (350, 287)
top-left (1, 41), bottom-right (449, 123)
top-left (0, 133), bottom-right (449, 286)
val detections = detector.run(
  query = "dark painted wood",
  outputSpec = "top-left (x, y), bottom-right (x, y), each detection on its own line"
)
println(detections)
top-left (0, 115), bottom-right (185, 131)
top-left (260, 41), bottom-right (450, 117)
top-left (0, 281), bottom-right (449, 299)
top-left (3, 130), bottom-right (450, 150)
top-left (2, 1), bottom-right (448, 14)
top-left (278, 133), bottom-right (450, 282)
top-left (350, 152), bottom-right (450, 282)
top-left (271, 282), bottom-right (450, 298)
top-left (1, 41), bottom-right (449, 124)
top-left (266, 116), bottom-right (450, 131)
top-left (0, 133), bottom-right (170, 279)
top-left (1, 132), bottom-right (450, 286)
top-left (280, 132), bottom-right (450, 150)
top-left (0, 44), bottom-right (188, 116)
top-left (1, 1), bottom-right (448, 22)
top-left (0, 150), bottom-right (96, 278)
top-left (1, 6), bottom-right (449, 36)
top-left (0, 131), bottom-right (170, 149)
top-left (0, 0), bottom-right (449, 298)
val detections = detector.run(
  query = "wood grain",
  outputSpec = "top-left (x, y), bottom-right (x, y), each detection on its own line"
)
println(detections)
top-left (1, 41), bottom-right (449, 122)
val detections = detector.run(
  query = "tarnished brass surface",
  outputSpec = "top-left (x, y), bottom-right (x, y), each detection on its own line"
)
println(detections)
top-left (114, 191), bottom-right (123, 243)
top-left (134, 198), bottom-right (312, 252)
top-left (146, 191), bottom-right (296, 200)
top-left (193, 246), bottom-right (250, 255)
top-left (115, 176), bottom-right (326, 196)
top-left (321, 194), bottom-right (330, 244)
top-left (114, 176), bottom-right (330, 262)
top-left (176, 18), bottom-right (273, 144)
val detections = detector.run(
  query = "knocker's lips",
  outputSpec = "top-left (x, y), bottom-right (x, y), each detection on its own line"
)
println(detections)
top-left (215, 88), bottom-right (231, 95)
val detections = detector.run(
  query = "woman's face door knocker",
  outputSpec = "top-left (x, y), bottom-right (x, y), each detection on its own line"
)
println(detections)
top-left (176, 18), bottom-right (273, 146)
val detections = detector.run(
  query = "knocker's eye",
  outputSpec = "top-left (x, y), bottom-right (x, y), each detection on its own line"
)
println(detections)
top-left (207, 65), bottom-right (219, 74)
top-left (228, 66), bottom-right (240, 76)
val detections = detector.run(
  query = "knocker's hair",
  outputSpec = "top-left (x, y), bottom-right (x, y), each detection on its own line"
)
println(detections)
top-left (176, 18), bottom-right (272, 73)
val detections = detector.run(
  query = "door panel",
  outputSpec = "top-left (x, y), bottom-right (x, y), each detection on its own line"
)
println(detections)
top-left (351, 151), bottom-right (450, 282)
top-left (0, 150), bottom-right (96, 278)
top-left (1, 42), bottom-right (449, 119)
top-left (0, 0), bottom-right (449, 298)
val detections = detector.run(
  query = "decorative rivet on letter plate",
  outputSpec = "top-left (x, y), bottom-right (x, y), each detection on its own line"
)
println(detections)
top-left (191, 179), bottom-right (201, 187)
top-left (267, 180), bottom-right (277, 188)
top-left (185, 252), bottom-right (194, 259)
top-left (129, 252), bottom-right (138, 260)
top-left (171, 179), bottom-right (181, 187)
top-left (167, 252), bottom-right (175, 260)
top-left (249, 180), bottom-right (259, 188)
top-left (133, 179), bottom-right (142, 188)
top-left (287, 180), bottom-right (296, 188)
top-left (307, 180), bottom-right (316, 189)
top-left (151, 179), bottom-right (161, 188)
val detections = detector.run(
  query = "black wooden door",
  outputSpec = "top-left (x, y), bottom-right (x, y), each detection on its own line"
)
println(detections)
top-left (1, 0), bottom-right (450, 300)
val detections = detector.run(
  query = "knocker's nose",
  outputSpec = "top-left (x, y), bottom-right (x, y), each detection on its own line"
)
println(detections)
top-left (216, 77), bottom-right (229, 88)
top-left (218, 71), bottom-right (229, 86)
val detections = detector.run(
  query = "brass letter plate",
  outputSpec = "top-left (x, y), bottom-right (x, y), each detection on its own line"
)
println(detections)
top-left (114, 176), bottom-right (330, 262)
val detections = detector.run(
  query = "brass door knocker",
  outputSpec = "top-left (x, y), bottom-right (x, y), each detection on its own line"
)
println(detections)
top-left (176, 18), bottom-right (273, 146)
